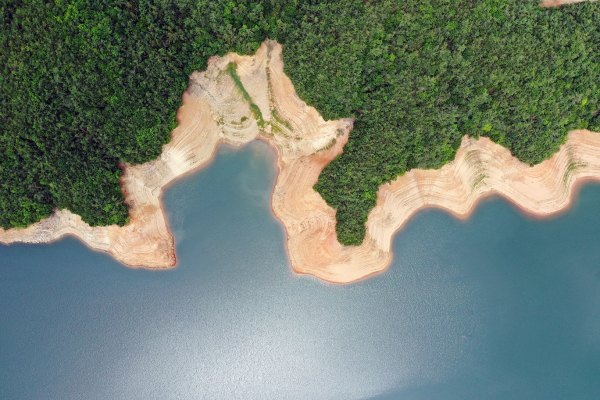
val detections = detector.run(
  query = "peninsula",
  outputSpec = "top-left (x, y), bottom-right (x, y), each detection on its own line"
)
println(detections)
top-left (2, 40), bottom-right (600, 283)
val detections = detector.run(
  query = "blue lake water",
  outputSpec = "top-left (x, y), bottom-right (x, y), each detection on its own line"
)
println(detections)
top-left (1, 140), bottom-right (599, 399)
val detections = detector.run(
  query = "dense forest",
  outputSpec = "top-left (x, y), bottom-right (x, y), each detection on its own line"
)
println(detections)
top-left (1, 1), bottom-right (599, 245)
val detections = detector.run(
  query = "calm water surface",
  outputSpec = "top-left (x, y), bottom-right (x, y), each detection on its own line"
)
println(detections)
top-left (1, 141), bottom-right (599, 399)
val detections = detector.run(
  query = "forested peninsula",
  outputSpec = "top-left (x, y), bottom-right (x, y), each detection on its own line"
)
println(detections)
top-left (2, 0), bottom-right (600, 247)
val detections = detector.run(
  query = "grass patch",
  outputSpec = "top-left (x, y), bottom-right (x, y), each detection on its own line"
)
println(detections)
top-left (271, 108), bottom-right (293, 132)
top-left (227, 63), bottom-right (265, 127)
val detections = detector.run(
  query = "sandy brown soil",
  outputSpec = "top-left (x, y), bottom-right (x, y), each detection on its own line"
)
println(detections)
top-left (542, 0), bottom-right (595, 7)
top-left (2, 39), bottom-right (600, 283)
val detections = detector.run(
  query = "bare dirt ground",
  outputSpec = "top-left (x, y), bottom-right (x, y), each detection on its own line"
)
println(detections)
top-left (2, 37), bottom-right (600, 283)
top-left (542, 0), bottom-right (594, 7)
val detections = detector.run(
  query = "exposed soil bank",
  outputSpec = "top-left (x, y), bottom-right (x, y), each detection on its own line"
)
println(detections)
top-left (542, 0), bottom-right (594, 7)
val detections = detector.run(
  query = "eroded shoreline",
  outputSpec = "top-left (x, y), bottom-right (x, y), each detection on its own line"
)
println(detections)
top-left (2, 40), bottom-right (600, 283)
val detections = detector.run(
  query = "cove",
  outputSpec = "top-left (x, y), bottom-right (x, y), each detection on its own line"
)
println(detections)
top-left (1, 140), bottom-right (599, 399)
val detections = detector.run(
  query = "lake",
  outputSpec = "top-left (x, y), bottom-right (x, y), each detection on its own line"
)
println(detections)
top-left (1, 140), bottom-right (599, 399)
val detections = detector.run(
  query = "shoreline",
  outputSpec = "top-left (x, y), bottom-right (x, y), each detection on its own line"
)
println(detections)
top-left (287, 130), bottom-right (600, 283)
top-left (0, 40), bottom-right (352, 272)
top-left (2, 40), bottom-right (600, 283)
top-left (401, 175), bottom-right (600, 226)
